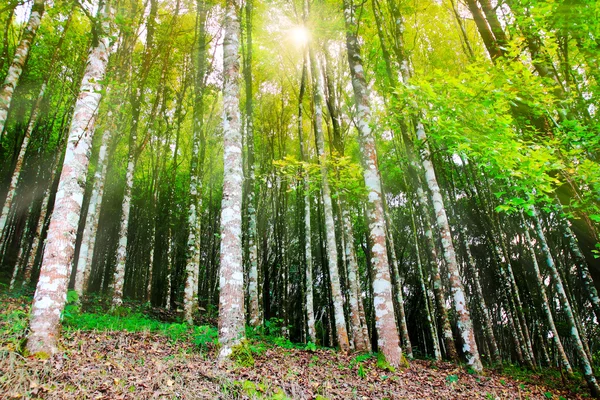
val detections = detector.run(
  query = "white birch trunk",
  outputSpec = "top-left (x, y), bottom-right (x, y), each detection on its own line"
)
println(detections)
top-left (416, 123), bottom-right (482, 372)
top-left (408, 198), bottom-right (441, 360)
top-left (26, 5), bottom-right (112, 355)
top-left (74, 128), bottom-right (111, 295)
top-left (218, 0), bottom-right (245, 361)
top-left (342, 205), bottom-right (369, 351)
top-left (520, 211), bottom-right (572, 374)
top-left (308, 44), bottom-right (350, 352)
top-left (0, 0), bottom-right (45, 138)
top-left (111, 155), bottom-right (134, 306)
top-left (0, 82), bottom-right (46, 236)
top-left (343, 0), bottom-right (401, 364)
top-left (184, 0), bottom-right (208, 325)
top-left (531, 205), bottom-right (599, 395)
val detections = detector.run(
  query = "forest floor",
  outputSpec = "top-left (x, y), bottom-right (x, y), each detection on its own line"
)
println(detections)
top-left (0, 292), bottom-right (592, 399)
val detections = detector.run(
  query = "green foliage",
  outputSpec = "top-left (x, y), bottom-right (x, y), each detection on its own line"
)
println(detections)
top-left (230, 340), bottom-right (256, 368)
top-left (376, 353), bottom-right (396, 373)
top-left (0, 308), bottom-right (29, 353)
top-left (357, 364), bottom-right (367, 379)
top-left (446, 374), bottom-right (459, 384)
top-left (193, 325), bottom-right (218, 351)
top-left (502, 364), bottom-right (586, 395)
top-left (63, 305), bottom-right (217, 347)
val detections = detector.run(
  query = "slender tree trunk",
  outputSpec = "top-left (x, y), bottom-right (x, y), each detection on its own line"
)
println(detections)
top-left (112, 146), bottom-right (135, 306)
top-left (184, 0), bottom-right (208, 325)
top-left (22, 147), bottom-right (64, 286)
top-left (408, 196), bottom-right (441, 360)
top-left (416, 185), bottom-right (458, 361)
top-left (459, 229), bottom-right (501, 365)
top-left (298, 51), bottom-right (316, 343)
top-left (112, 0), bottom-right (158, 306)
top-left (384, 209), bottom-right (412, 358)
top-left (531, 205), bottom-right (600, 396)
top-left (218, 0), bottom-right (245, 361)
top-left (244, 0), bottom-right (260, 327)
top-left (307, 44), bottom-right (349, 352)
top-left (520, 211), bottom-right (573, 375)
top-left (0, 82), bottom-right (46, 237)
top-left (343, 0), bottom-right (401, 364)
top-left (0, 11), bottom-right (71, 238)
top-left (0, 0), bottom-right (45, 138)
top-left (416, 123), bottom-right (482, 372)
top-left (73, 128), bottom-right (111, 295)
top-left (560, 216), bottom-right (600, 323)
top-left (26, 5), bottom-right (112, 355)
top-left (342, 204), bottom-right (369, 351)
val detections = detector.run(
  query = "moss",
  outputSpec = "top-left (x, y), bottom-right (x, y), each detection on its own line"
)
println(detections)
top-left (230, 340), bottom-right (255, 368)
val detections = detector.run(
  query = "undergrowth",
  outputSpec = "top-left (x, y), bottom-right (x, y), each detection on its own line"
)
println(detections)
top-left (502, 364), bottom-right (588, 397)
top-left (62, 292), bottom-right (218, 350)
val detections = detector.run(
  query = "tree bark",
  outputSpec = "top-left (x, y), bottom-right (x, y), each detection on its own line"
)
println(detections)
top-left (416, 185), bottom-right (458, 362)
top-left (243, 0), bottom-right (260, 327)
top-left (344, 0), bottom-right (401, 364)
top-left (298, 50), bottom-right (316, 343)
top-left (416, 123), bottom-right (482, 372)
top-left (218, 0), bottom-right (245, 361)
top-left (520, 211), bottom-right (573, 375)
top-left (307, 43), bottom-right (349, 352)
top-left (184, 0), bottom-right (208, 325)
top-left (408, 196), bottom-right (441, 360)
top-left (531, 205), bottom-right (599, 396)
top-left (0, 0), bottom-right (45, 138)
top-left (26, 4), bottom-right (112, 355)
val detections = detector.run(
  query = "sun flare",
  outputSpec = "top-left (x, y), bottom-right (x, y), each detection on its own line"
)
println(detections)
top-left (290, 26), bottom-right (310, 47)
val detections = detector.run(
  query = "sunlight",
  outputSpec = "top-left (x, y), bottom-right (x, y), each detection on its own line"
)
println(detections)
top-left (290, 26), bottom-right (310, 47)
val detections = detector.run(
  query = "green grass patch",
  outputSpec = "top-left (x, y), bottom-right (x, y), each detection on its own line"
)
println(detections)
top-left (62, 293), bottom-right (218, 349)
top-left (502, 364), bottom-right (588, 396)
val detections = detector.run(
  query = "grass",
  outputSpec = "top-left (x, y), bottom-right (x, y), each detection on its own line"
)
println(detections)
top-left (63, 303), bottom-right (219, 350)
top-left (502, 363), bottom-right (588, 397)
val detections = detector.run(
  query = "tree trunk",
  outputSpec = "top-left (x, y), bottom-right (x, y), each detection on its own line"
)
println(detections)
top-left (416, 185), bottom-right (458, 362)
top-left (416, 123), bottom-right (482, 372)
top-left (184, 0), bottom-right (208, 325)
top-left (307, 43), bottom-right (349, 352)
top-left (384, 209), bottom-right (412, 358)
top-left (26, 5), bottom-right (112, 355)
top-left (218, 0), bottom-right (245, 361)
top-left (298, 50), bottom-right (316, 343)
top-left (560, 216), bottom-right (600, 323)
top-left (0, 82), bottom-right (46, 237)
top-left (520, 211), bottom-right (573, 375)
top-left (342, 204), bottom-right (370, 351)
top-left (112, 0), bottom-right (158, 307)
top-left (243, 0), bottom-right (260, 327)
top-left (344, 0), bottom-right (401, 365)
top-left (0, 0), bottom-right (45, 138)
top-left (531, 205), bottom-right (599, 396)
top-left (73, 128), bottom-right (111, 295)
top-left (408, 196), bottom-right (441, 360)
top-left (459, 229), bottom-right (501, 366)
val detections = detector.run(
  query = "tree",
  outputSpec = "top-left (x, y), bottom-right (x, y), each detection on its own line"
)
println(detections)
top-left (0, 0), bottom-right (45, 139)
top-left (27, 2), bottom-right (113, 355)
top-left (218, 0), bottom-right (245, 360)
top-left (343, 0), bottom-right (402, 365)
